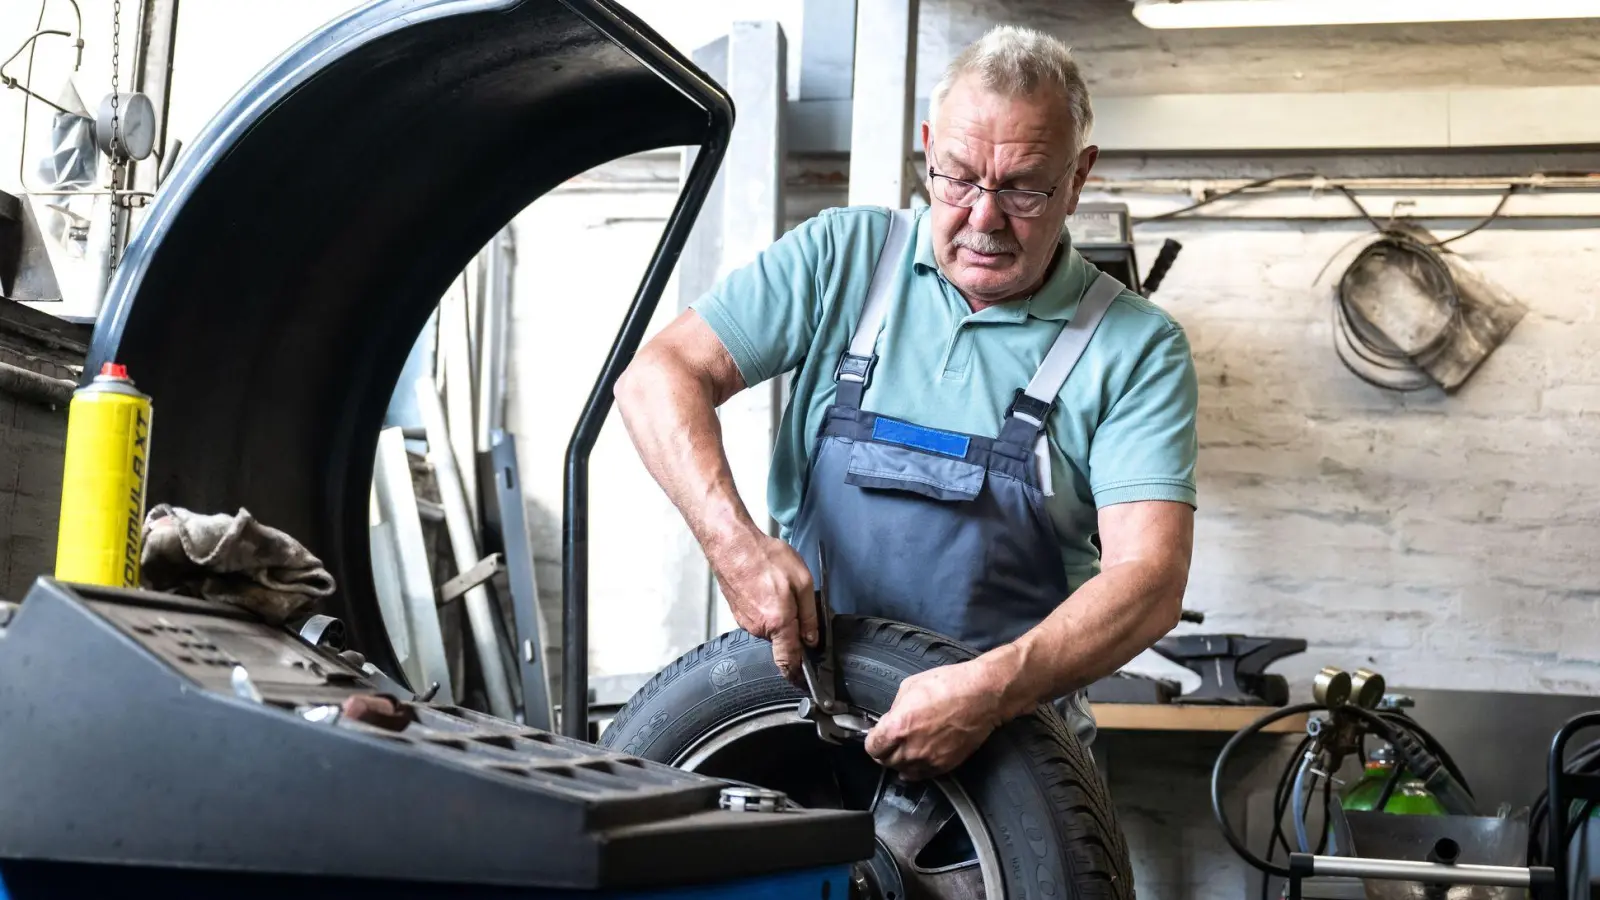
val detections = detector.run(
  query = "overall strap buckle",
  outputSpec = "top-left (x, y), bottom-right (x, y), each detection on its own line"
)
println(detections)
top-left (1000, 388), bottom-right (1056, 448)
top-left (834, 352), bottom-right (876, 386)
top-left (833, 352), bottom-right (877, 409)
top-left (1005, 388), bottom-right (1055, 426)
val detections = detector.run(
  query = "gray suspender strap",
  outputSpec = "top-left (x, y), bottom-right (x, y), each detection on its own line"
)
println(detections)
top-left (834, 208), bottom-right (917, 409)
top-left (999, 269), bottom-right (1125, 447)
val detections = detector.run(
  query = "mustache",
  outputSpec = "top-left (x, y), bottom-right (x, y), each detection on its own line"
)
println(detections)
top-left (953, 229), bottom-right (1023, 255)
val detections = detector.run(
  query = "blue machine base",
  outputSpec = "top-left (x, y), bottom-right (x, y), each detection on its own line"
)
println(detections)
top-left (0, 861), bottom-right (849, 899)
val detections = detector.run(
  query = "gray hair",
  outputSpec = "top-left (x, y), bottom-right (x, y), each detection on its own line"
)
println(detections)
top-left (929, 25), bottom-right (1093, 155)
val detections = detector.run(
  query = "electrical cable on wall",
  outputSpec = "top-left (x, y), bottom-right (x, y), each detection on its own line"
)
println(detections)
top-left (1127, 173), bottom-right (1530, 391)
top-left (1331, 229), bottom-right (1461, 391)
top-left (1324, 185), bottom-right (1526, 392)
top-left (1131, 173), bottom-right (1317, 224)
top-left (1128, 173), bottom-right (1528, 392)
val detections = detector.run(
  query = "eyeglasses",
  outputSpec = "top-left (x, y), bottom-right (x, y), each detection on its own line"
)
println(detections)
top-left (927, 167), bottom-right (1058, 218)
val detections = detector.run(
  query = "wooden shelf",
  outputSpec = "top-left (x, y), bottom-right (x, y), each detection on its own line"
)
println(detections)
top-left (1090, 703), bottom-right (1309, 734)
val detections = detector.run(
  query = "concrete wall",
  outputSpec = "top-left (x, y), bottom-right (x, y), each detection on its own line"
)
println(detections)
top-left (0, 396), bottom-right (66, 603)
top-left (1139, 208), bottom-right (1600, 695)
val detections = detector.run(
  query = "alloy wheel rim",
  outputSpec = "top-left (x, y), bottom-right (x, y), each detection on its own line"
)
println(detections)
top-left (672, 702), bottom-right (1004, 899)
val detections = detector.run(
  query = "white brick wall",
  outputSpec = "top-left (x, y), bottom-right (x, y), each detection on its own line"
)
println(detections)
top-left (1129, 220), bottom-right (1600, 695)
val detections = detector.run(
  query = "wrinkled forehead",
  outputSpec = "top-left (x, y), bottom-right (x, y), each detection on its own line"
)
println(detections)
top-left (930, 80), bottom-right (1079, 169)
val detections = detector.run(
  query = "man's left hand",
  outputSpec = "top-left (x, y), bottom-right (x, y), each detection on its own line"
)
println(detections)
top-left (864, 658), bottom-right (1011, 779)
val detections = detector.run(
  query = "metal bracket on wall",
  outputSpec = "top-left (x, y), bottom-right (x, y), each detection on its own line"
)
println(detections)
top-left (438, 553), bottom-right (503, 606)
top-left (488, 431), bottom-right (554, 732)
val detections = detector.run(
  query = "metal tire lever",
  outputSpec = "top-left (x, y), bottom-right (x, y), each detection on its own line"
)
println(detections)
top-left (796, 543), bottom-right (870, 744)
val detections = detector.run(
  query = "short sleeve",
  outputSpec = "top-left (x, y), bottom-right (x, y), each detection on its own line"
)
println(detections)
top-left (1088, 323), bottom-right (1199, 509)
top-left (690, 213), bottom-right (834, 388)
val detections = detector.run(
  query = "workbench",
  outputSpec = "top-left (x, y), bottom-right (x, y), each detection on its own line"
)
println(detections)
top-left (1090, 703), bottom-right (1309, 734)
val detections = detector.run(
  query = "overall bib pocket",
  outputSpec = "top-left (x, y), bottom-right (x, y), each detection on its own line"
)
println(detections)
top-left (843, 440), bottom-right (983, 502)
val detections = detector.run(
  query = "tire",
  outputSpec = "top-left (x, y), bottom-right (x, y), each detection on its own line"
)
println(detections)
top-left (600, 616), bottom-right (1134, 900)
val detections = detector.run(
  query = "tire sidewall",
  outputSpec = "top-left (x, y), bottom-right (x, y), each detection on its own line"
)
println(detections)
top-left (601, 625), bottom-right (1094, 900)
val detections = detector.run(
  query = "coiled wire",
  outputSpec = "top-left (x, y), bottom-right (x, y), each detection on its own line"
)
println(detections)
top-left (1333, 229), bottom-right (1464, 392)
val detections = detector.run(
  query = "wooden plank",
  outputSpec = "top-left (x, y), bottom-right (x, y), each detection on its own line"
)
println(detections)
top-left (1090, 703), bottom-right (1310, 734)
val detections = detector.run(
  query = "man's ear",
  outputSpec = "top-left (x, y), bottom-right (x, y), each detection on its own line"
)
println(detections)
top-left (920, 121), bottom-right (932, 157)
top-left (1074, 145), bottom-right (1100, 189)
top-left (1065, 145), bottom-right (1100, 214)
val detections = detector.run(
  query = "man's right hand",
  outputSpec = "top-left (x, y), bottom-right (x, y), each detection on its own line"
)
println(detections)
top-left (712, 534), bottom-right (819, 684)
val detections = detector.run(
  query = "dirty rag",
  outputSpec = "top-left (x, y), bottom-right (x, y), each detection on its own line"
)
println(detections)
top-left (141, 504), bottom-right (336, 624)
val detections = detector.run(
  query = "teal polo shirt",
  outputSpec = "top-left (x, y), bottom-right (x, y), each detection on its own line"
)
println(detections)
top-left (691, 205), bottom-right (1198, 592)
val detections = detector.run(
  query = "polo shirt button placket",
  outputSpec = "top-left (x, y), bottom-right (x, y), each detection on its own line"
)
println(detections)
top-left (943, 320), bottom-right (977, 379)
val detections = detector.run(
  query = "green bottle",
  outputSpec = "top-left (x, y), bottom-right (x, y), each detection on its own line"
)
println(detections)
top-left (1341, 745), bottom-right (1446, 816)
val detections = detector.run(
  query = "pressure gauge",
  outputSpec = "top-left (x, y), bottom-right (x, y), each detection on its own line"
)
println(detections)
top-left (95, 92), bottom-right (157, 161)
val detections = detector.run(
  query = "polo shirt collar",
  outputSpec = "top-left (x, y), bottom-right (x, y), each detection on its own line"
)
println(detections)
top-left (910, 208), bottom-right (1096, 323)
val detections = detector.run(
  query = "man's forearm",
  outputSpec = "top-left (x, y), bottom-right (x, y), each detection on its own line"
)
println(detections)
top-left (618, 315), bottom-right (819, 675)
top-left (614, 350), bottom-right (761, 560)
top-left (984, 558), bottom-right (1186, 719)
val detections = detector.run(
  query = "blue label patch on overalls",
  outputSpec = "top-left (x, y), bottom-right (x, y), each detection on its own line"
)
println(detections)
top-left (871, 418), bottom-right (970, 458)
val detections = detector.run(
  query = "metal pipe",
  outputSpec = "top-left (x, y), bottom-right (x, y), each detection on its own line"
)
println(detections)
top-left (475, 227), bottom-right (511, 453)
top-left (130, 0), bottom-right (181, 199)
top-left (1300, 855), bottom-right (1549, 888)
top-left (371, 426), bottom-right (456, 705)
top-left (417, 374), bottom-right (516, 719)
top-left (559, 0), bottom-right (734, 740)
top-left (1089, 174), bottom-right (1600, 194)
top-left (156, 138), bottom-right (182, 187)
top-left (0, 361), bottom-right (74, 407)
top-left (1291, 749), bottom-right (1316, 853)
top-left (560, 139), bottom-right (729, 738)
top-left (21, 190), bottom-right (155, 198)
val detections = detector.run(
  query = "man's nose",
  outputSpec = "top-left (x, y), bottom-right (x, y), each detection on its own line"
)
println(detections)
top-left (968, 190), bottom-right (1007, 232)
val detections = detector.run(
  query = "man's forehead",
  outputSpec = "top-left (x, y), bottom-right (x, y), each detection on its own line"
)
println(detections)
top-left (931, 83), bottom-right (1074, 163)
top-left (932, 129), bottom-right (1065, 175)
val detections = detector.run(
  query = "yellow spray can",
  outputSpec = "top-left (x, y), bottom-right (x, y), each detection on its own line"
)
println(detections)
top-left (54, 362), bottom-right (153, 588)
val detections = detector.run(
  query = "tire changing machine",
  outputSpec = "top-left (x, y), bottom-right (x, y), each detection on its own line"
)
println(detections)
top-left (0, 580), bottom-right (873, 898)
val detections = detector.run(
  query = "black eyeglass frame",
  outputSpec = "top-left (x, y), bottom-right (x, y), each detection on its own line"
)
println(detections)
top-left (925, 166), bottom-right (1060, 218)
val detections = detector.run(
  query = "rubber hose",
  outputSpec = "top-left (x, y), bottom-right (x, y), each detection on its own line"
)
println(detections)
top-left (1565, 799), bottom-right (1597, 848)
top-left (1212, 702), bottom-right (1325, 877)
top-left (1272, 736), bottom-right (1315, 856)
top-left (1373, 762), bottom-right (1405, 813)
top-left (1378, 712), bottom-right (1473, 796)
top-left (1292, 750), bottom-right (1316, 853)
top-left (1263, 736), bottom-right (1309, 900)
top-left (1343, 706), bottom-right (1476, 815)
top-left (1379, 711), bottom-right (1471, 790)
top-left (1530, 739), bottom-right (1600, 864)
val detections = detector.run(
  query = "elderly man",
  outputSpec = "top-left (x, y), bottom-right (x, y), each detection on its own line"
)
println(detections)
top-left (616, 25), bottom-right (1197, 778)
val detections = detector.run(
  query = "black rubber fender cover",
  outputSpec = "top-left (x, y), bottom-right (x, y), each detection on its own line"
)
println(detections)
top-left (85, 0), bottom-right (732, 677)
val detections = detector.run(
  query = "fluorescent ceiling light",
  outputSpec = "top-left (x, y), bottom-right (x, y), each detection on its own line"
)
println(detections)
top-left (1131, 0), bottom-right (1600, 28)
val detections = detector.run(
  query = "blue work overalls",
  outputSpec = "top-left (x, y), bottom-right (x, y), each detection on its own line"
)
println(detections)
top-left (789, 209), bottom-right (1125, 746)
